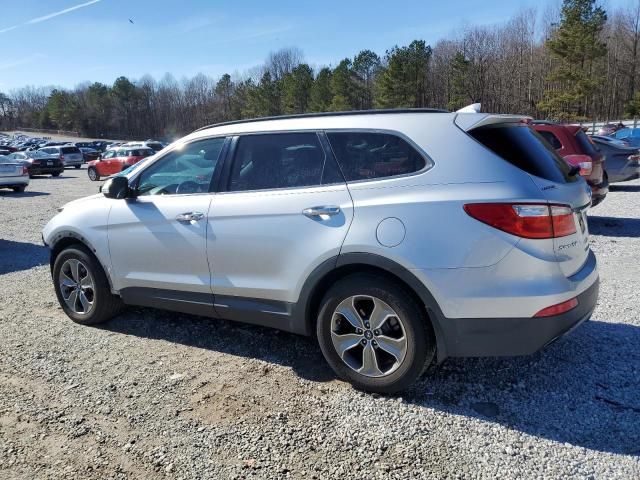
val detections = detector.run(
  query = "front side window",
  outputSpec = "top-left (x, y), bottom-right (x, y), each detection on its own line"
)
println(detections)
top-left (228, 133), bottom-right (327, 191)
top-left (326, 131), bottom-right (428, 181)
top-left (136, 137), bottom-right (226, 196)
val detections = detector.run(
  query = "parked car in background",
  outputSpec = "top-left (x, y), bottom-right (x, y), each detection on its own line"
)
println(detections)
top-left (611, 127), bottom-right (640, 147)
top-left (533, 122), bottom-right (608, 206)
top-left (590, 135), bottom-right (630, 147)
top-left (44, 110), bottom-right (599, 393)
top-left (121, 140), bottom-right (165, 153)
top-left (75, 142), bottom-right (94, 149)
top-left (87, 147), bottom-right (154, 181)
top-left (596, 122), bottom-right (626, 136)
top-left (7, 150), bottom-right (64, 177)
top-left (38, 146), bottom-right (84, 169)
top-left (590, 136), bottom-right (640, 183)
top-left (91, 141), bottom-right (112, 152)
top-left (79, 147), bottom-right (101, 162)
top-left (0, 155), bottom-right (29, 192)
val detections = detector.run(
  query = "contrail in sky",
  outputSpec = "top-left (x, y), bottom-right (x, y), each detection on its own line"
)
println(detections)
top-left (0, 0), bottom-right (102, 34)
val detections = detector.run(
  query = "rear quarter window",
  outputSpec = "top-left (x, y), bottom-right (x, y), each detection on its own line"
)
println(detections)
top-left (326, 131), bottom-right (428, 181)
top-left (470, 124), bottom-right (576, 184)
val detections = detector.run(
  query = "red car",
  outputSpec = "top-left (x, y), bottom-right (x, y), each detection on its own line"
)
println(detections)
top-left (87, 147), bottom-right (154, 181)
top-left (532, 122), bottom-right (608, 206)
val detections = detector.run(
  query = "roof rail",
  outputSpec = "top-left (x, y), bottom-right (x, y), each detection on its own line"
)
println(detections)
top-left (194, 108), bottom-right (449, 132)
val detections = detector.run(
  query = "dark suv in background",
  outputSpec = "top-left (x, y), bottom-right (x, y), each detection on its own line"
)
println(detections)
top-left (533, 122), bottom-right (608, 206)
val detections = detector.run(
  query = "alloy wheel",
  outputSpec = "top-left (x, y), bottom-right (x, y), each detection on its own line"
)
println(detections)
top-left (58, 259), bottom-right (95, 315)
top-left (330, 295), bottom-right (408, 377)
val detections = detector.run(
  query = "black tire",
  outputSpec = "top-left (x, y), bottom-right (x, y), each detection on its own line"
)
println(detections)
top-left (87, 167), bottom-right (99, 181)
top-left (12, 185), bottom-right (26, 192)
top-left (52, 245), bottom-right (123, 325)
top-left (74, 165), bottom-right (81, 169)
top-left (51, 172), bottom-right (61, 177)
top-left (316, 274), bottom-right (435, 394)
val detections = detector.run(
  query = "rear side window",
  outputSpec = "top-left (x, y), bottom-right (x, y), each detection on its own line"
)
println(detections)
top-left (575, 130), bottom-right (598, 156)
top-left (538, 130), bottom-right (562, 150)
top-left (470, 124), bottom-right (575, 183)
top-left (61, 146), bottom-right (80, 154)
top-left (326, 131), bottom-right (427, 181)
top-left (229, 133), bottom-right (330, 191)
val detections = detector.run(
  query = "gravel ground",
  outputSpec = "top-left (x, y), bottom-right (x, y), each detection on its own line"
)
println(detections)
top-left (0, 168), bottom-right (639, 479)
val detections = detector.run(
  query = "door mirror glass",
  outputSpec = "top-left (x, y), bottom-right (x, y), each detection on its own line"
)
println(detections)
top-left (102, 176), bottom-right (130, 199)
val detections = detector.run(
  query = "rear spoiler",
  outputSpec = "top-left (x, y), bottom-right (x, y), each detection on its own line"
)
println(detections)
top-left (454, 113), bottom-right (532, 132)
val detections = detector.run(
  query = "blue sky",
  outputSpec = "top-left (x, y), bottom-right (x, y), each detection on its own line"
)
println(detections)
top-left (0, 0), bottom-right (629, 91)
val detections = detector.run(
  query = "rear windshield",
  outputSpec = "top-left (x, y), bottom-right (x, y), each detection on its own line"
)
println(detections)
top-left (470, 124), bottom-right (576, 183)
top-left (61, 146), bottom-right (81, 154)
top-left (575, 130), bottom-right (598, 156)
top-left (128, 149), bottom-right (153, 157)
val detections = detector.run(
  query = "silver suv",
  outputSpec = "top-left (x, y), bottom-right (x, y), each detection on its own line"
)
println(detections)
top-left (43, 110), bottom-right (599, 393)
top-left (38, 145), bottom-right (84, 168)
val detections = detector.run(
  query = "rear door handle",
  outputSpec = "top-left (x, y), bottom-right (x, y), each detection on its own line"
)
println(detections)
top-left (176, 211), bottom-right (205, 222)
top-left (302, 206), bottom-right (340, 218)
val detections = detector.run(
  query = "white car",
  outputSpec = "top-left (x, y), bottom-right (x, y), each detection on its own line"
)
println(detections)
top-left (0, 155), bottom-right (29, 192)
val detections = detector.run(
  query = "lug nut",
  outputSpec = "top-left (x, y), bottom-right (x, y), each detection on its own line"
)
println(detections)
top-left (374, 329), bottom-right (381, 336)
top-left (372, 340), bottom-right (378, 347)
top-left (361, 339), bottom-right (367, 346)
top-left (356, 328), bottom-right (363, 334)
top-left (364, 322), bottom-right (370, 329)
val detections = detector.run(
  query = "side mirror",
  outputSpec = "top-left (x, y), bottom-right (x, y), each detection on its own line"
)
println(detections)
top-left (101, 176), bottom-right (131, 199)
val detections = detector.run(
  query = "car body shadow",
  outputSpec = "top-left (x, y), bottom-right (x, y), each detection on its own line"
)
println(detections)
top-left (588, 215), bottom-right (640, 238)
top-left (609, 184), bottom-right (640, 192)
top-left (0, 190), bottom-right (50, 197)
top-left (0, 239), bottom-right (48, 274)
top-left (101, 309), bottom-right (639, 455)
top-left (406, 319), bottom-right (640, 456)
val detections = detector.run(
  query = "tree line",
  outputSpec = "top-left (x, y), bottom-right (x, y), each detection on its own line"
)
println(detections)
top-left (2, 0), bottom-right (640, 140)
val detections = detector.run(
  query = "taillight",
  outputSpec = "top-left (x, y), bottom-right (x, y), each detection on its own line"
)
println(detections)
top-left (578, 161), bottom-right (592, 176)
top-left (59, 154), bottom-right (64, 161)
top-left (464, 203), bottom-right (576, 239)
top-left (534, 297), bottom-right (578, 317)
top-left (22, 165), bottom-right (28, 175)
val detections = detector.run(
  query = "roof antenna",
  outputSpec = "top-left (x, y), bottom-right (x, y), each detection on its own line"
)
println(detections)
top-left (456, 103), bottom-right (481, 113)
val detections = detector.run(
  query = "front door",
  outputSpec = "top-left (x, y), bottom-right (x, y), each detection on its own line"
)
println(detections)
top-left (108, 136), bottom-right (227, 309)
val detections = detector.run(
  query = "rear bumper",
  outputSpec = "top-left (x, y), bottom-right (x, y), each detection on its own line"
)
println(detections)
top-left (0, 176), bottom-right (29, 186)
top-left (437, 255), bottom-right (599, 358)
top-left (590, 176), bottom-right (608, 206)
top-left (29, 166), bottom-right (64, 175)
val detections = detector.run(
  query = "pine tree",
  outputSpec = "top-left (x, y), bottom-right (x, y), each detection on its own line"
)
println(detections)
top-left (538, 0), bottom-right (607, 120)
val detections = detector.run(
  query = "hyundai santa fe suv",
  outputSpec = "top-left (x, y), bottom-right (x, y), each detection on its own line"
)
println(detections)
top-left (43, 110), bottom-right (599, 393)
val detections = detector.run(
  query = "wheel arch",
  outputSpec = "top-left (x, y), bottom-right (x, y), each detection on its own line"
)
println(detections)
top-left (298, 253), bottom-right (448, 362)
top-left (48, 232), bottom-right (115, 292)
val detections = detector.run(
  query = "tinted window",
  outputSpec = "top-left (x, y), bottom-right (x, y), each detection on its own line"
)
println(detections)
top-left (326, 131), bottom-right (427, 181)
top-left (470, 124), bottom-right (576, 183)
top-left (575, 130), bottom-right (598, 156)
top-left (229, 133), bottom-right (327, 191)
top-left (538, 130), bottom-right (562, 150)
top-left (136, 137), bottom-right (225, 196)
top-left (61, 146), bottom-right (81, 154)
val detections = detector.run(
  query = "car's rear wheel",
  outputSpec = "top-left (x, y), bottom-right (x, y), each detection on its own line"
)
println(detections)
top-left (52, 245), bottom-right (122, 325)
top-left (74, 165), bottom-right (81, 169)
top-left (87, 167), bottom-right (99, 181)
top-left (51, 172), bottom-right (61, 177)
top-left (12, 185), bottom-right (26, 193)
top-left (317, 274), bottom-right (435, 393)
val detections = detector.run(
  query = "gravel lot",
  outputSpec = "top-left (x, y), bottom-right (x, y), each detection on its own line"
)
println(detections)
top-left (1, 167), bottom-right (639, 479)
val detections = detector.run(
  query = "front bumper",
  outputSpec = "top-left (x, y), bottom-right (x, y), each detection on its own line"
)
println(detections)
top-left (439, 277), bottom-right (598, 357)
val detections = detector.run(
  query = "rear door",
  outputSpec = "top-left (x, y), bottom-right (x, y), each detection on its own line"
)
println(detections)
top-left (468, 122), bottom-right (591, 277)
top-left (208, 132), bottom-right (353, 311)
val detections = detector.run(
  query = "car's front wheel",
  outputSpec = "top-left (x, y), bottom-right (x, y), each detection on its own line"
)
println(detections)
top-left (12, 185), bottom-right (26, 192)
top-left (87, 167), bottom-right (99, 181)
top-left (52, 245), bottom-right (122, 325)
top-left (317, 274), bottom-right (435, 393)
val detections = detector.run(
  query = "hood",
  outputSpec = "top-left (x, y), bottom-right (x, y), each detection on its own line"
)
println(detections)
top-left (60, 193), bottom-right (103, 211)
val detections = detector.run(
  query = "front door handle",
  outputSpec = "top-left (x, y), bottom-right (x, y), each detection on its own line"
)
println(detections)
top-left (176, 211), bottom-right (205, 222)
top-left (302, 206), bottom-right (340, 218)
